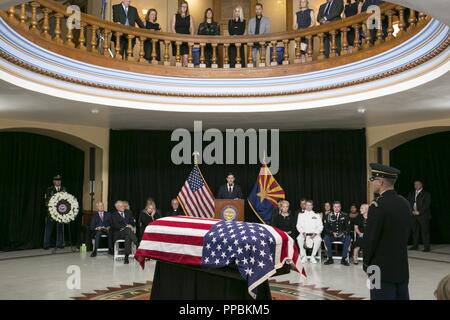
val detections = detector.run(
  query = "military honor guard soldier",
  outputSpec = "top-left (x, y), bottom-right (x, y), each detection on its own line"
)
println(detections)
top-left (364, 163), bottom-right (412, 300)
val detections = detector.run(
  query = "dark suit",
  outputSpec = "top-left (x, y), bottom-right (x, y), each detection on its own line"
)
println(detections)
top-left (317, 0), bottom-right (344, 57)
top-left (43, 185), bottom-right (67, 249)
top-left (165, 209), bottom-right (182, 217)
top-left (217, 184), bottom-right (243, 199)
top-left (112, 4), bottom-right (144, 58)
top-left (364, 190), bottom-right (412, 300)
top-left (361, 0), bottom-right (388, 44)
top-left (139, 209), bottom-right (162, 239)
top-left (111, 211), bottom-right (138, 255)
top-left (90, 211), bottom-right (112, 251)
top-left (407, 189), bottom-right (431, 250)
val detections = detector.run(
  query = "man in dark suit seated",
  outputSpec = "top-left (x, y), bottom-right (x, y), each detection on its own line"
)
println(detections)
top-left (112, 0), bottom-right (145, 58)
top-left (323, 201), bottom-right (351, 266)
top-left (90, 202), bottom-right (112, 257)
top-left (165, 198), bottom-right (182, 217)
top-left (317, 0), bottom-right (344, 57)
top-left (217, 173), bottom-right (243, 199)
top-left (111, 200), bottom-right (139, 264)
top-left (407, 180), bottom-right (431, 252)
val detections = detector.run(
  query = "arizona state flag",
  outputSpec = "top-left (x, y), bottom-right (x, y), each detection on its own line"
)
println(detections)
top-left (248, 163), bottom-right (285, 224)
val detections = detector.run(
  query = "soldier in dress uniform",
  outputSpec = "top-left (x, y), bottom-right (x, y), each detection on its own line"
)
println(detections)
top-left (43, 175), bottom-right (67, 249)
top-left (364, 163), bottom-right (412, 300)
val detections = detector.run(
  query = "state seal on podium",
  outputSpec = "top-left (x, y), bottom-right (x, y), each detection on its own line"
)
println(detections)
top-left (220, 205), bottom-right (238, 222)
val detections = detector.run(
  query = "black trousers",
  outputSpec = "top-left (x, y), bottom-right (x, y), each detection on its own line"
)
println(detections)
top-left (114, 228), bottom-right (138, 255)
top-left (370, 281), bottom-right (409, 300)
top-left (43, 217), bottom-right (64, 248)
top-left (92, 230), bottom-right (113, 251)
top-left (324, 34), bottom-right (341, 58)
top-left (112, 35), bottom-right (136, 59)
top-left (412, 216), bottom-right (430, 250)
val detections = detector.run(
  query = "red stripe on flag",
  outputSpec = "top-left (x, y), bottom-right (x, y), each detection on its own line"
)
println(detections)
top-left (141, 232), bottom-right (204, 246)
top-left (150, 219), bottom-right (214, 230)
top-left (135, 249), bottom-right (202, 267)
top-left (273, 226), bottom-right (289, 262)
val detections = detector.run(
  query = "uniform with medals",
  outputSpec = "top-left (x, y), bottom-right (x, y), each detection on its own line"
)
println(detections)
top-left (364, 163), bottom-right (412, 300)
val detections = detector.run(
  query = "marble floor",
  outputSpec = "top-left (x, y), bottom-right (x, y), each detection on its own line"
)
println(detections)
top-left (0, 246), bottom-right (448, 300)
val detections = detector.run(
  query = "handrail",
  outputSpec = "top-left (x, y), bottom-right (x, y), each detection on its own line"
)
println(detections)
top-left (2, 0), bottom-right (431, 75)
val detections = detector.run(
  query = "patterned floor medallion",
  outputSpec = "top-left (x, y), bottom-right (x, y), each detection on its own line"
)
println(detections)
top-left (72, 280), bottom-right (364, 300)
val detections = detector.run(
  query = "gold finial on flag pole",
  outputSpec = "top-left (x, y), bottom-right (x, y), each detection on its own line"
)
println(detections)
top-left (192, 151), bottom-right (200, 165)
top-left (262, 150), bottom-right (267, 165)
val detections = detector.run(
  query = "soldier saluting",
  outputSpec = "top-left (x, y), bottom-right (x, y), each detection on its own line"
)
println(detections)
top-left (364, 163), bottom-right (412, 300)
top-left (43, 175), bottom-right (67, 250)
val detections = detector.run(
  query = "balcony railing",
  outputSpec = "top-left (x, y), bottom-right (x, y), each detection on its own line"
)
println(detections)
top-left (1, 0), bottom-right (431, 78)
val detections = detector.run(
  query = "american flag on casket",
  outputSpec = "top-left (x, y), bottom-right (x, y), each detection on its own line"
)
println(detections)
top-left (135, 216), bottom-right (306, 298)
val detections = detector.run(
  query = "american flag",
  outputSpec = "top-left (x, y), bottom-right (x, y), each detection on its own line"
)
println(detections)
top-left (135, 216), bottom-right (304, 298)
top-left (177, 165), bottom-right (215, 218)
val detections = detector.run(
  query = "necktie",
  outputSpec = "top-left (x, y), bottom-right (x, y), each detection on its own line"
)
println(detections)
top-left (325, 1), bottom-right (332, 16)
top-left (124, 6), bottom-right (129, 26)
top-left (229, 185), bottom-right (232, 193)
top-left (99, 212), bottom-right (103, 221)
top-left (121, 212), bottom-right (125, 219)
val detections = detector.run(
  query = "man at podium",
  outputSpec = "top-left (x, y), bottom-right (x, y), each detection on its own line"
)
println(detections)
top-left (217, 173), bottom-right (243, 199)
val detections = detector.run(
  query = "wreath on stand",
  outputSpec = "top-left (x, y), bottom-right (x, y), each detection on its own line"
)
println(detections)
top-left (48, 192), bottom-right (79, 224)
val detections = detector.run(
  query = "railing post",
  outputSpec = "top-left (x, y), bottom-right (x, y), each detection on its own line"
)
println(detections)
top-left (386, 10), bottom-right (395, 41)
top-left (396, 6), bottom-right (406, 37)
top-left (139, 36), bottom-right (146, 63)
top-left (353, 24), bottom-right (360, 52)
top-left (19, 3), bottom-right (28, 28)
top-left (41, 8), bottom-right (51, 40)
top-left (223, 43), bottom-right (230, 69)
top-left (126, 35), bottom-right (134, 61)
top-left (90, 25), bottom-right (98, 53)
top-left (247, 43), bottom-right (254, 68)
top-left (54, 13), bottom-right (63, 44)
top-left (363, 25), bottom-right (372, 49)
top-left (199, 43), bottom-right (206, 68)
top-left (78, 23), bottom-right (86, 51)
top-left (175, 42), bottom-right (182, 67)
top-left (102, 29), bottom-right (110, 56)
top-left (7, 6), bottom-right (16, 23)
top-left (114, 32), bottom-right (122, 59)
top-left (341, 27), bottom-right (348, 56)
top-left (164, 41), bottom-right (171, 66)
top-left (318, 33), bottom-right (325, 60)
top-left (29, 2), bottom-right (40, 34)
top-left (283, 40), bottom-right (289, 65)
top-left (188, 43), bottom-right (194, 68)
top-left (306, 36), bottom-right (313, 62)
top-left (330, 30), bottom-right (337, 58)
top-left (418, 12), bottom-right (427, 26)
top-left (67, 27), bottom-right (75, 48)
top-left (271, 41), bottom-right (277, 66)
top-left (259, 42), bottom-right (266, 67)
top-left (408, 10), bottom-right (417, 30)
top-left (211, 43), bottom-right (218, 69)
top-left (294, 38), bottom-right (301, 64)
top-left (375, 14), bottom-right (384, 45)
top-left (151, 39), bottom-right (158, 64)
top-left (236, 43), bottom-right (242, 68)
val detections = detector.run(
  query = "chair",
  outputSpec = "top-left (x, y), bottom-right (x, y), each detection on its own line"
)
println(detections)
top-left (91, 234), bottom-right (109, 253)
top-left (305, 243), bottom-right (322, 262)
top-left (114, 240), bottom-right (136, 261)
top-left (331, 240), bottom-right (351, 260)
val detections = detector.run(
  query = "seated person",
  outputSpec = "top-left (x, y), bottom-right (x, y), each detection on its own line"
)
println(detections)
top-left (323, 201), bottom-right (351, 266)
top-left (353, 203), bottom-right (368, 264)
top-left (139, 200), bottom-right (161, 239)
top-left (296, 200), bottom-right (323, 264)
top-left (166, 198), bottom-right (182, 217)
top-left (271, 200), bottom-right (297, 238)
top-left (111, 200), bottom-right (139, 264)
top-left (90, 202), bottom-right (112, 257)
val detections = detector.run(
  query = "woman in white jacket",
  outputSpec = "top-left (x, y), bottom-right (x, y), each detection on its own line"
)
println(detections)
top-left (297, 200), bottom-right (324, 263)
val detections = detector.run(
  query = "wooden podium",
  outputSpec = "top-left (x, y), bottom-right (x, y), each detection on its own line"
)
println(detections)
top-left (214, 199), bottom-right (245, 222)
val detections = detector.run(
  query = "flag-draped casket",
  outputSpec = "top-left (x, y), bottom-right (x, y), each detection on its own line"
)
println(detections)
top-left (135, 216), bottom-right (303, 298)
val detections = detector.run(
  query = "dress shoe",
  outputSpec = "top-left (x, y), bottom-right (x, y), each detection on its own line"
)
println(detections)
top-left (324, 258), bottom-right (334, 265)
top-left (409, 246), bottom-right (418, 250)
top-left (90, 251), bottom-right (97, 257)
top-left (310, 256), bottom-right (317, 264)
top-left (341, 258), bottom-right (350, 266)
top-left (43, 247), bottom-right (49, 250)
top-left (124, 255), bottom-right (129, 264)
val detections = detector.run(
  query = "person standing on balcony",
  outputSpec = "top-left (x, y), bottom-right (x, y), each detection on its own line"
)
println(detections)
top-left (171, 1), bottom-right (195, 67)
top-left (112, 0), bottom-right (145, 59)
top-left (294, 0), bottom-right (315, 62)
top-left (344, 0), bottom-right (363, 49)
top-left (248, 3), bottom-right (271, 67)
top-left (198, 8), bottom-right (220, 68)
top-left (228, 6), bottom-right (246, 68)
top-left (317, 0), bottom-right (344, 57)
top-left (144, 9), bottom-right (161, 63)
top-left (361, 0), bottom-right (387, 44)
